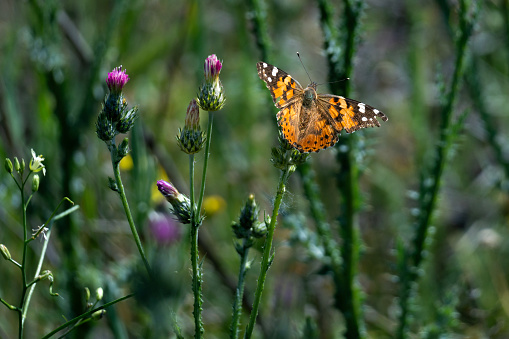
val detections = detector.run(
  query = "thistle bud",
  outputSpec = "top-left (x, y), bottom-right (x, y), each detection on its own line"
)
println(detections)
top-left (232, 194), bottom-right (265, 241)
top-left (108, 177), bottom-right (119, 192)
top-left (117, 106), bottom-right (138, 134)
top-left (96, 112), bottom-right (117, 142)
top-left (177, 99), bottom-right (206, 154)
top-left (157, 180), bottom-right (192, 224)
top-left (118, 138), bottom-right (130, 158)
top-left (197, 54), bottom-right (225, 111)
top-left (102, 66), bottom-right (130, 125)
top-left (32, 174), bottom-right (40, 192)
top-left (0, 244), bottom-right (11, 260)
top-left (5, 158), bottom-right (13, 174)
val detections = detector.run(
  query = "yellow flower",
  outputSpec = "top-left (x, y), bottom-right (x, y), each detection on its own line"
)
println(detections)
top-left (203, 195), bottom-right (226, 217)
top-left (119, 154), bottom-right (133, 171)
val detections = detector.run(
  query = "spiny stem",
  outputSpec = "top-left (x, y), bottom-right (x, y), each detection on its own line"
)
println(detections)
top-left (230, 243), bottom-right (250, 339)
top-left (189, 153), bottom-right (203, 338)
top-left (244, 168), bottom-right (290, 339)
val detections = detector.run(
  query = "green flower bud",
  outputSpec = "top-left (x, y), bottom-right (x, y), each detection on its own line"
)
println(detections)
top-left (177, 129), bottom-right (206, 155)
top-left (92, 310), bottom-right (106, 320)
top-left (95, 287), bottom-right (104, 301)
top-left (84, 287), bottom-right (91, 302)
top-left (5, 158), bottom-right (13, 174)
top-left (117, 106), bottom-right (138, 134)
top-left (0, 244), bottom-right (11, 260)
top-left (32, 174), bottom-right (40, 192)
top-left (96, 112), bottom-right (117, 142)
top-left (14, 157), bottom-right (20, 172)
top-left (157, 180), bottom-right (192, 224)
top-left (108, 177), bottom-right (119, 192)
top-left (197, 55), bottom-right (225, 111)
top-left (177, 99), bottom-right (206, 154)
top-left (232, 195), bottom-right (265, 242)
top-left (118, 138), bottom-right (130, 158)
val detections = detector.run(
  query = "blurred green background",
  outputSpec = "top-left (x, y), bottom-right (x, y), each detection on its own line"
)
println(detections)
top-left (1, 0), bottom-right (509, 338)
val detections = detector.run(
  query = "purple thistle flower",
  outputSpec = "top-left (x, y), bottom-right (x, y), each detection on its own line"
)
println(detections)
top-left (149, 212), bottom-right (181, 245)
top-left (204, 54), bottom-right (222, 83)
top-left (157, 180), bottom-right (192, 224)
top-left (157, 180), bottom-right (180, 200)
top-left (197, 54), bottom-right (225, 111)
top-left (106, 66), bottom-right (130, 94)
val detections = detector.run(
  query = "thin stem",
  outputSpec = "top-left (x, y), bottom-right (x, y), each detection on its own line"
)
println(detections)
top-left (22, 228), bottom-right (52, 326)
top-left (189, 152), bottom-right (203, 338)
top-left (244, 168), bottom-right (290, 339)
top-left (22, 204), bottom-right (79, 326)
top-left (112, 156), bottom-right (152, 278)
top-left (189, 154), bottom-right (196, 223)
top-left (41, 293), bottom-right (134, 339)
top-left (18, 181), bottom-right (27, 339)
top-left (230, 243), bottom-right (251, 339)
top-left (196, 112), bottom-right (214, 216)
top-left (190, 223), bottom-right (203, 339)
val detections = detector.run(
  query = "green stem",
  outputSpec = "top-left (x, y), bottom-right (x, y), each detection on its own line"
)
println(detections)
top-left (396, 1), bottom-right (474, 336)
top-left (335, 139), bottom-right (362, 339)
top-left (230, 243), bottom-right (251, 339)
top-left (22, 204), bottom-right (79, 326)
top-left (190, 223), bottom-right (203, 339)
top-left (18, 180), bottom-right (28, 339)
top-left (112, 154), bottom-right (152, 278)
top-left (189, 155), bottom-right (196, 223)
top-left (244, 168), bottom-right (290, 339)
top-left (41, 294), bottom-right (134, 339)
top-left (196, 112), bottom-right (214, 216)
top-left (189, 152), bottom-right (203, 338)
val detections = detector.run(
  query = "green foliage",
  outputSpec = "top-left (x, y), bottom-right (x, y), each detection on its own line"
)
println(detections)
top-left (1, 0), bottom-right (509, 338)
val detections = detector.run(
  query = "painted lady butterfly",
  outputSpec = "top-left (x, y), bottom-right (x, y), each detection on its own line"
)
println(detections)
top-left (257, 61), bottom-right (388, 153)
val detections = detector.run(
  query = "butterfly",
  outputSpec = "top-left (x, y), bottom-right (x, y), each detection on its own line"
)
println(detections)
top-left (257, 61), bottom-right (388, 153)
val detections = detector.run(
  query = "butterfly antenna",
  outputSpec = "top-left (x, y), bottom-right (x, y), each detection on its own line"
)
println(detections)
top-left (296, 52), bottom-right (313, 83)
top-left (317, 78), bottom-right (350, 86)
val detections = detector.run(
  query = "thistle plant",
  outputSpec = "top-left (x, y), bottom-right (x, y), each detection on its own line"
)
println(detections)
top-left (244, 133), bottom-right (309, 339)
top-left (1, 150), bottom-right (76, 338)
top-left (157, 54), bottom-right (225, 339)
top-left (230, 194), bottom-right (267, 339)
top-left (95, 66), bottom-right (150, 276)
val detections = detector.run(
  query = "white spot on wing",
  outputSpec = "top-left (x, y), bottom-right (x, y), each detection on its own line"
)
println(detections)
top-left (373, 109), bottom-right (380, 115)
top-left (263, 63), bottom-right (268, 68)
top-left (267, 77), bottom-right (272, 82)
top-left (357, 103), bottom-right (366, 113)
top-left (361, 117), bottom-right (368, 122)
top-left (272, 67), bottom-right (278, 77)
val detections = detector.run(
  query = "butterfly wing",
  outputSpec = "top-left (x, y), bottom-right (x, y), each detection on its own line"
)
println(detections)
top-left (257, 61), bottom-right (306, 149)
top-left (317, 94), bottom-right (388, 134)
top-left (256, 62), bottom-right (304, 109)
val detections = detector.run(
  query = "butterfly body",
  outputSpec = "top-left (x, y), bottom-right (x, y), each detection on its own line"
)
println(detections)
top-left (257, 61), bottom-right (388, 153)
